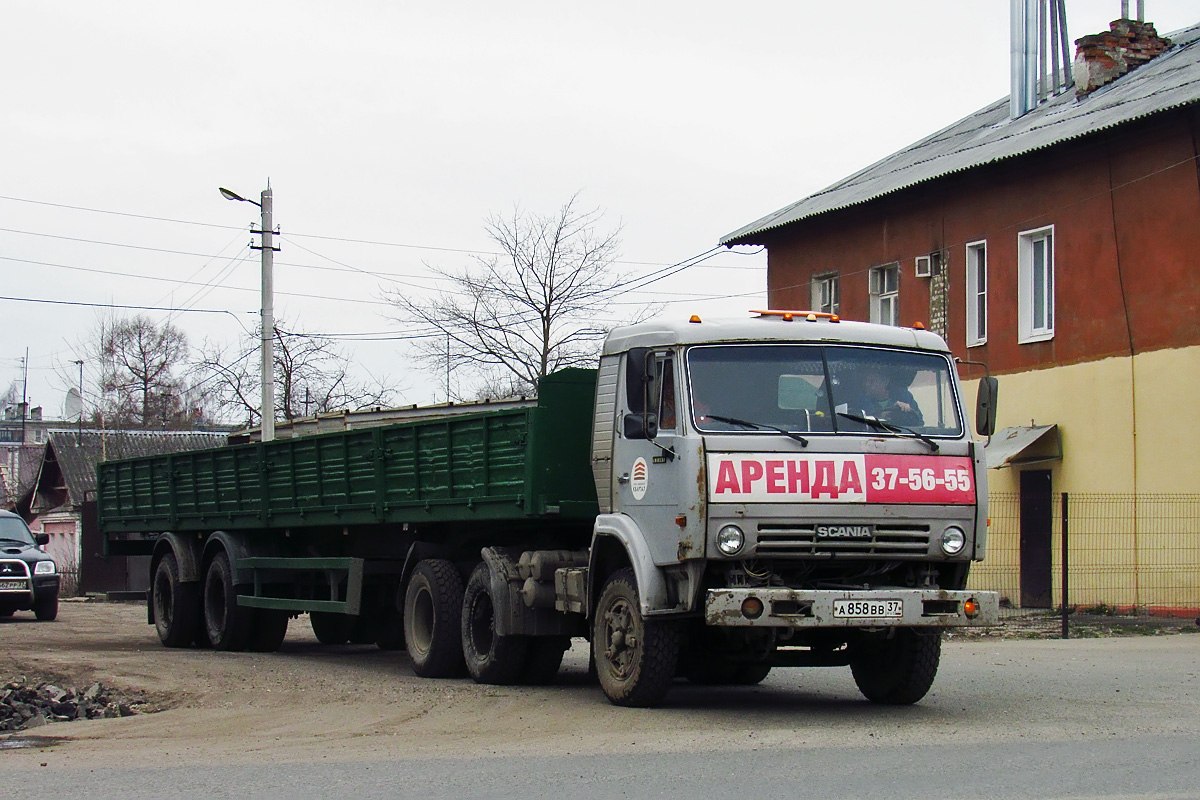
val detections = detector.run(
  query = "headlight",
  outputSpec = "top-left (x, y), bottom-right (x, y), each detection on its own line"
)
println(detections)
top-left (716, 525), bottom-right (745, 556)
top-left (940, 526), bottom-right (966, 556)
top-left (34, 560), bottom-right (56, 575)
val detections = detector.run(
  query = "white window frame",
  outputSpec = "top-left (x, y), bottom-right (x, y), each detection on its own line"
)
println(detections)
top-left (869, 263), bottom-right (899, 326)
top-left (810, 272), bottom-right (840, 316)
top-left (1018, 226), bottom-right (1054, 343)
top-left (965, 240), bottom-right (987, 347)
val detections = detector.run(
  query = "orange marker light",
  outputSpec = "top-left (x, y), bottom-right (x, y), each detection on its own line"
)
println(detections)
top-left (689, 314), bottom-right (702, 324)
top-left (964, 599), bottom-right (980, 618)
top-left (741, 596), bottom-right (765, 620)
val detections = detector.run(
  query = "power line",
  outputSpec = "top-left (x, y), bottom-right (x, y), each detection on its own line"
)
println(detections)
top-left (0, 295), bottom-right (244, 316)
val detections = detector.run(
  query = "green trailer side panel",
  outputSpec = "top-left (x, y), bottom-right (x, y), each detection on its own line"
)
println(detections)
top-left (97, 368), bottom-right (600, 534)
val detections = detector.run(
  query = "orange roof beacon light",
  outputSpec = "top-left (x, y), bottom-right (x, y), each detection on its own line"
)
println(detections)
top-left (689, 314), bottom-right (703, 324)
top-left (750, 309), bottom-right (840, 323)
top-left (912, 321), bottom-right (927, 330)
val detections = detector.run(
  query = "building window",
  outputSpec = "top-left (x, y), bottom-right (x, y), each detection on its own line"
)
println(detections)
top-left (811, 273), bottom-right (840, 315)
top-left (1018, 226), bottom-right (1054, 342)
top-left (965, 241), bottom-right (987, 346)
top-left (869, 263), bottom-right (899, 326)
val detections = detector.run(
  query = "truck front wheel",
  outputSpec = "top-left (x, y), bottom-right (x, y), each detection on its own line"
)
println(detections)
top-left (592, 568), bottom-right (679, 707)
top-left (203, 552), bottom-right (254, 651)
top-left (403, 559), bottom-right (466, 678)
top-left (152, 552), bottom-right (200, 647)
top-left (850, 628), bottom-right (941, 705)
top-left (461, 563), bottom-right (528, 685)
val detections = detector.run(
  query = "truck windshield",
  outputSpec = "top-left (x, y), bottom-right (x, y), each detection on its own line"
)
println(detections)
top-left (0, 516), bottom-right (36, 545)
top-left (687, 344), bottom-right (964, 438)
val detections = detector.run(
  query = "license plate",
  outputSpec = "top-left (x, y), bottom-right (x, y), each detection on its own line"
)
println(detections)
top-left (833, 598), bottom-right (903, 618)
top-left (0, 579), bottom-right (27, 591)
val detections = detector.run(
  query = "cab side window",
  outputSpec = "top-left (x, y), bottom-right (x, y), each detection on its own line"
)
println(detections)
top-left (657, 356), bottom-right (677, 431)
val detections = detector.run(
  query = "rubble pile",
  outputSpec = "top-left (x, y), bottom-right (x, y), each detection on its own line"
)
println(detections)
top-left (0, 680), bottom-right (146, 731)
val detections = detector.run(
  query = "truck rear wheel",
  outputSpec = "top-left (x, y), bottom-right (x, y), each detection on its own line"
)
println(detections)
top-left (593, 568), bottom-right (679, 707)
top-left (152, 552), bottom-right (200, 648)
top-left (850, 628), bottom-right (941, 705)
top-left (203, 552), bottom-right (254, 652)
top-left (248, 610), bottom-right (289, 652)
top-left (403, 559), bottom-right (467, 678)
top-left (521, 636), bottom-right (570, 685)
top-left (461, 563), bottom-right (528, 685)
top-left (309, 611), bottom-right (354, 645)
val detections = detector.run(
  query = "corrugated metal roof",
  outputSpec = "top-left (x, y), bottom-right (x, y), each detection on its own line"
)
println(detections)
top-left (42, 430), bottom-right (229, 507)
top-left (722, 21), bottom-right (1200, 245)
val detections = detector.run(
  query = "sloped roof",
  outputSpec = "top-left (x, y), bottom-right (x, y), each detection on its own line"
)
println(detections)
top-left (33, 430), bottom-right (229, 510)
top-left (722, 20), bottom-right (1200, 245)
top-left (1, 445), bottom-right (45, 510)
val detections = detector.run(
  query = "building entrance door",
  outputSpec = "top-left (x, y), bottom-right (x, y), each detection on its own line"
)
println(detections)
top-left (1019, 469), bottom-right (1053, 608)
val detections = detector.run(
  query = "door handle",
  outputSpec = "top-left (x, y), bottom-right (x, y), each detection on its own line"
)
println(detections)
top-left (617, 473), bottom-right (630, 484)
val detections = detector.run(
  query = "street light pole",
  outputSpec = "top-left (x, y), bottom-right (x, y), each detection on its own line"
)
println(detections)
top-left (258, 187), bottom-right (275, 442)
top-left (219, 184), bottom-right (278, 441)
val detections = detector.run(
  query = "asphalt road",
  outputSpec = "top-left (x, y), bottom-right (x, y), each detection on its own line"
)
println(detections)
top-left (2, 602), bottom-right (1198, 799)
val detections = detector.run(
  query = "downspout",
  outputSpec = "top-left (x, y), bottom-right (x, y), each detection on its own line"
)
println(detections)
top-left (1104, 132), bottom-right (1139, 605)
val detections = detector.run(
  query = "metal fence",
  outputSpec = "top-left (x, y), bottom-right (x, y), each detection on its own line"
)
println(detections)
top-left (967, 492), bottom-right (1200, 624)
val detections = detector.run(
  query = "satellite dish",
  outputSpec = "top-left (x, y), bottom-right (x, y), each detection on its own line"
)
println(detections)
top-left (64, 388), bottom-right (83, 420)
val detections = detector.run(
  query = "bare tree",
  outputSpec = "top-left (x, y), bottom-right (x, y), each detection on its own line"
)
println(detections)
top-left (388, 194), bottom-right (645, 400)
top-left (193, 320), bottom-right (395, 426)
top-left (94, 315), bottom-right (195, 429)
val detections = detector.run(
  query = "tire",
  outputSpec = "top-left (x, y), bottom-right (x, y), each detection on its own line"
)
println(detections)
top-left (32, 590), bottom-right (59, 621)
top-left (592, 568), bottom-right (680, 707)
top-left (850, 628), bottom-right (941, 705)
top-left (461, 563), bottom-right (529, 685)
top-left (349, 613), bottom-right (381, 644)
top-left (403, 559), bottom-right (467, 678)
top-left (521, 636), bottom-right (570, 685)
top-left (0, 606), bottom-right (15, 618)
top-left (375, 583), bottom-right (407, 651)
top-left (310, 611), bottom-right (354, 645)
top-left (248, 610), bottom-right (289, 652)
top-left (152, 552), bottom-right (200, 647)
top-left (203, 552), bottom-right (254, 652)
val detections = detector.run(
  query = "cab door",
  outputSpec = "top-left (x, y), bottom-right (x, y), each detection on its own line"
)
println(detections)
top-left (612, 350), bottom-right (688, 565)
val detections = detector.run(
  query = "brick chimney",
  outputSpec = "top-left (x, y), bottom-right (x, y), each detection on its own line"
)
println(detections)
top-left (1074, 19), bottom-right (1172, 97)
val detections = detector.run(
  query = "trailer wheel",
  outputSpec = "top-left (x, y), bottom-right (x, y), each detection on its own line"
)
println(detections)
top-left (403, 559), bottom-right (467, 678)
top-left (152, 552), bottom-right (200, 648)
top-left (461, 563), bottom-right (529, 685)
top-left (309, 612), bottom-right (354, 645)
top-left (248, 610), bottom-right (289, 652)
top-left (203, 552), bottom-right (254, 652)
top-left (593, 568), bottom-right (679, 707)
top-left (521, 636), bottom-right (570, 685)
top-left (375, 583), bottom-right (407, 651)
top-left (850, 628), bottom-right (941, 705)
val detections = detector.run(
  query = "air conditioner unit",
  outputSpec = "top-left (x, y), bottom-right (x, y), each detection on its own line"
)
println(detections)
top-left (914, 255), bottom-right (932, 278)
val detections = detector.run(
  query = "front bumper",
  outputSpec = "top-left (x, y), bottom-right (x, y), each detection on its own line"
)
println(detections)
top-left (705, 588), bottom-right (999, 628)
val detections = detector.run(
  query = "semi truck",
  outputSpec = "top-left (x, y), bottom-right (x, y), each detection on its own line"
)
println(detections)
top-left (97, 311), bottom-right (1000, 707)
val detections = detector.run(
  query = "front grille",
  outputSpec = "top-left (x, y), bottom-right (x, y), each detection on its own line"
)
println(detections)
top-left (755, 523), bottom-right (931, 557)
top-left (0, 559), bottom-right (31, 592)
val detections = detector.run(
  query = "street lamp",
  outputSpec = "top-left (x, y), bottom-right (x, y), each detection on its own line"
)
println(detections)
top-left (220, 184), bottom-right (277, 442)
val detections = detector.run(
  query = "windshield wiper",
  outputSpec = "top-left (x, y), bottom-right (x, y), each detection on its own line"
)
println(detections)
top-left (836, 412), bottom-right (939, 452)
top-left (705, 414), bottom-right (808, 447)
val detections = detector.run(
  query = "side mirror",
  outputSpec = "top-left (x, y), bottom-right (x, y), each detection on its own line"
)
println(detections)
top-left (624, 347), bottom-right (652, 413)
top-left (975, 376), bottom-right (998, 437)
top-left (623, 412), bottom-right (659, 441)
top-left (35, 533), bottom-right (49, 547)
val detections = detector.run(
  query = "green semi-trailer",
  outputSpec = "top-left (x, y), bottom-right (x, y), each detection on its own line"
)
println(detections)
top-left (98, 313), bottom-right (1001, 707)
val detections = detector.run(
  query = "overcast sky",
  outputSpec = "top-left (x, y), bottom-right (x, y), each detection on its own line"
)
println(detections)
top-left (4, 1), bottom-right (1197, 416)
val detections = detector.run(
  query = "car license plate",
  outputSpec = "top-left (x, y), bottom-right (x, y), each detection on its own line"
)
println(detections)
top-left (832, 598), bottom-right (903, 618)
top-left (0, 579), bottom-right (27, 591)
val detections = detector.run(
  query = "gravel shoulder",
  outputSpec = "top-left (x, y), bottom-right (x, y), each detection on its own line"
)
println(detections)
top-left (2, 600), bottom-right (1198, 772)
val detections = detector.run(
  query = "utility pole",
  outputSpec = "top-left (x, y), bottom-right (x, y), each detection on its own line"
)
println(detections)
top-left (255, 186), bottom-right (276, 442)
top-left (220, 184), bottom-right (279, 441)
top-left (20, 348), bottom-right (28, 443)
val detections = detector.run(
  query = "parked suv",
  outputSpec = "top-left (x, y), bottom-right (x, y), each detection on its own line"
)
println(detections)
top-left (0, 510), bottom-right (60, 621)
